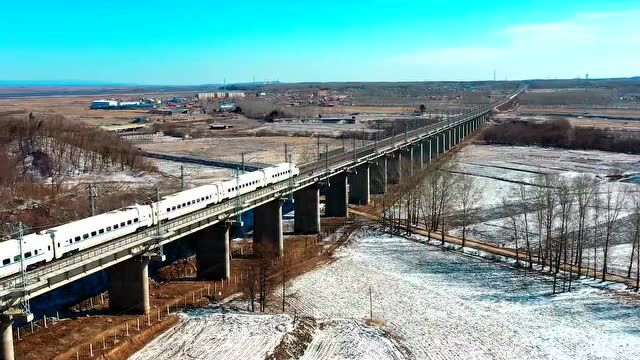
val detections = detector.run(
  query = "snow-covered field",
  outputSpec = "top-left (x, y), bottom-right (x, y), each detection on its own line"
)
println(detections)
top-left (286, 231), bottom-right (640, 359)
top-left (300, 318), bottom-right (409, 360)
top-left (132, 231), bottom-right (640, 359)
top-left (153, 158), bottom-right (235, 185)
top-left (130, 310), bottom-right (293, 360)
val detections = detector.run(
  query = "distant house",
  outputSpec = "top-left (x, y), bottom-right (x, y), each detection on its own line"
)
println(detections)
top-left (197, 92), bottom-right (246, 100)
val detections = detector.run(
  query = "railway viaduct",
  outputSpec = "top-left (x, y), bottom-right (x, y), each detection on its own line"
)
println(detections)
top-left (0, 88), bottom-right (524, 359)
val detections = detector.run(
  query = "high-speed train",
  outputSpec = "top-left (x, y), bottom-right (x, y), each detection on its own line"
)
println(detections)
top-left (0, 163), bottom-right (300, 279)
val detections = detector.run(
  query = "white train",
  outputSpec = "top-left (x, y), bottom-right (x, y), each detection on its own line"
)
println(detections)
top-left (0, 163), bottom-right (300, 279)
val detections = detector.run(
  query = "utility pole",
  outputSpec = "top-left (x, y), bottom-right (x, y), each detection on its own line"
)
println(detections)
top-left (156, 186), bottom-right (161, 236)
top-left (14, 222), bottom-right (31, 316)
top-left (353, 138), bottom-right (357, 163)
top-left (241, 153), bottom-right (245, 173)
top-left (180, 165), bottom-right (185, 190)
top-left (369, 285), bottom-right (373, 320)
top-left (324, 144), bottom-right (329, 175)
top-left (288, 153), bottom-right (294, 203)
top-left (284, 144), bottom-right (288, 163)
top-left (88, 183), bottom-right (97, 216)
top-left (282, 255), bottom-right (286, 313)
top-left (404, 122), bottom-right (408, 143)
top-left (317, 137), bottom-right (321, 160)
top-left (235, 165), bottom-right (241, 224)
top-left (341, 134), bottom-right (345, 152)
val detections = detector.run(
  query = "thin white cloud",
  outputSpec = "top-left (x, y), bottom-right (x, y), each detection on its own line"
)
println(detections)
top-left (392, 7), bottom-right (640, 80)
top-left (577, 9), bottom-right (640, 19)
top-left (504, 22), bottom-right (586, 35)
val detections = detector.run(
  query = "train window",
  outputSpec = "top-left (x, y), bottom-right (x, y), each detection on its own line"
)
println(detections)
top-left (177, 204), bottom-right (182, 209)
top-left (91, 231), bottom-right (97, 236)
top-left (34, 250), bottom-right (38, 255)
top-left (48, 246), bottom-right (51, 251)
top-left (166, 208), bottom-right (171, 212)
top-left (172, 206), bottom-right (176, 210)
top-left (99, 229), bottom-right (104, 234)
top-left (24, 252), bottom-right (32, 258)
top-left (114, 224), bottom-right (119, 229)
top-left (187, 201), bottom-right (191, 205)
top-left (127, 220), bottom-right (132, 225)
top-left (83, 234), bottom-right (89, 239)
top-left (13, 256), bottom-right (20, 262)
top-left (134, 218), bottom-right (139, 223)
top-left (120, 222), bottom-right (125, 227)
top-left (2, 259), bottom-right (9, 265)
top-left (57, 243), bottom-right (60, 248)
top-left (75, 236), bottom-right (80, 242)
top-left (107, 226), bottom-right (111, 231)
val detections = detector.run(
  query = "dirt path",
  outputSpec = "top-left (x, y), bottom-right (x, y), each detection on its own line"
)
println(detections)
top-left (350, 208), bottom-right (640, 291)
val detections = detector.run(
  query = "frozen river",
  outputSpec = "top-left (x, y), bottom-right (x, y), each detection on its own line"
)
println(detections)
top-left (133, 231), bottom-right (640, 359)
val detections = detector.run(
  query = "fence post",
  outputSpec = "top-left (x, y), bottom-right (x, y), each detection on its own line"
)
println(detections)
top-left (126, 322), bottom-right (129, 337)
top-left (89, 343), bottom-right (93, 358)
top-left (43, 315), bottom-right (47, 328)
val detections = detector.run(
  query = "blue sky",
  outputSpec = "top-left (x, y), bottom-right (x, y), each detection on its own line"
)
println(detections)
top-left (1, 0), bottom-right (639, 85)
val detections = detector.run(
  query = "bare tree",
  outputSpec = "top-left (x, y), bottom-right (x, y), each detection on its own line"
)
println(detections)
top-left (601, 183), bottom-right (626, 281)
top-left (516, 183), bottom-right (534, 269)
top-left (457, 175), bottom-right (482, 247)
top-left (555, 179), bottom-right (574, 293)
top-left (628, 194), bottom-right (640, 280)
top-left (573, 175), bottom-right (595, 278)
top-left (503, 194), bottom-right (521, 267)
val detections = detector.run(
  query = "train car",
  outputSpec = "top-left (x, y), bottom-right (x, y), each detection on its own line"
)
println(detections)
top-left (0, 233), bottom-right (55, 279)
top-left (219, 170), bottom-right (267, 201)
top-left (49, 204), bottom-right (153, 259)
top-left (154, 184), bottom-right (220, 222)
top-left (263, 163), bottom-right (300, 185)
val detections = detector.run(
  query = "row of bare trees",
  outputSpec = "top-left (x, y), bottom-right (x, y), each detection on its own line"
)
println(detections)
top-left (0, 113), bottom-right (155, 194)
top-left (501, 174), bottom-right (638, 292)
top-left (381, 155), bottom-right (640, 293)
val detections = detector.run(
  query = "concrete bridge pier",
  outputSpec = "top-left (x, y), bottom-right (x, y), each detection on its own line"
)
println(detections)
top-left (109, 256), bottom-right (150, 314)
top-left (325, 172), bottom-right (349, 217)
top-left (349, 164), bottom-right (370, 205)
top-left (401, 148), bottom-right (413, 177)
top-left (370, 157), bottom-right (387, 194)
top-left (387, 153), bottom-right (401, 184)
top-left (416, 142), bottom-right (424, 170)
top-left (294, 184), bottom-right (320, 234)
top-left (427, 138), bottom-right (433, 163)
top-left (0, 316), bottom-right (13, 360)
top-left (254, 199), bottom-right (284, 256)
top-left (195, 222), bottom-right (230, 280)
